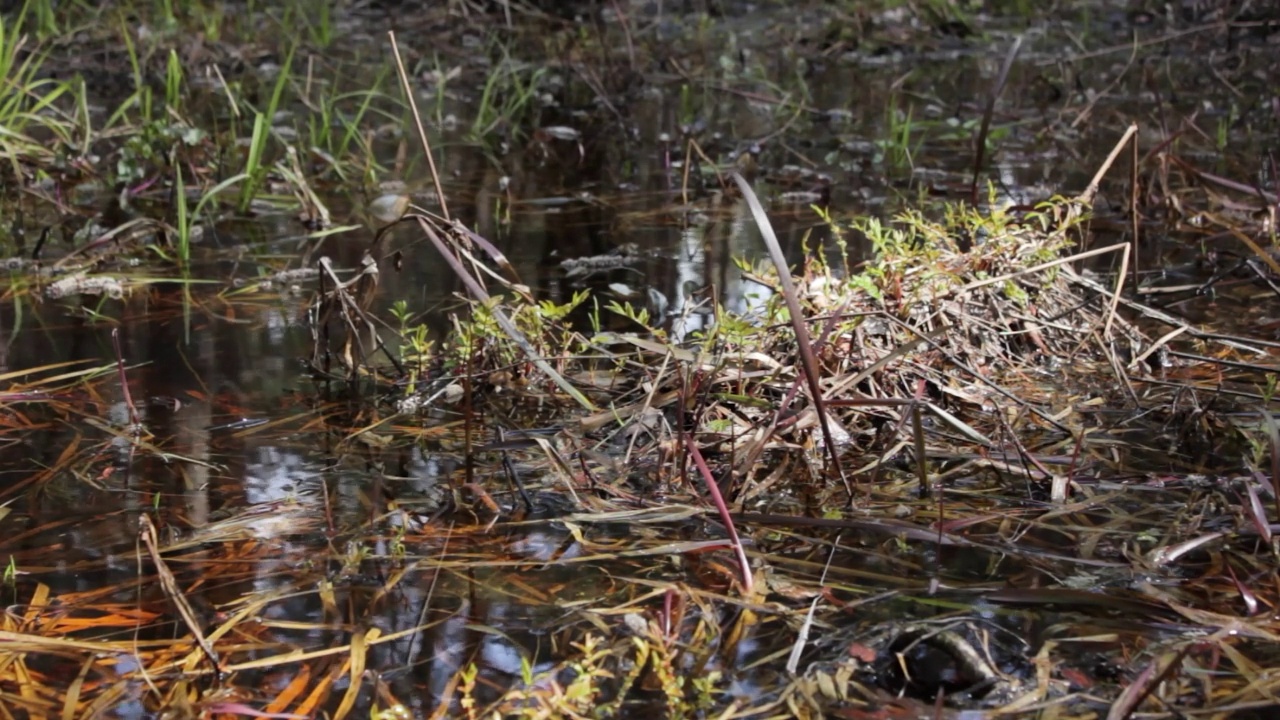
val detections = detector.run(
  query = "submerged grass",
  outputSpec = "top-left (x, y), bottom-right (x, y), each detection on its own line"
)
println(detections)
top-left (0, 8), bottom-right (75, 169)
top-left (0, 0), bottom-right (397, 282)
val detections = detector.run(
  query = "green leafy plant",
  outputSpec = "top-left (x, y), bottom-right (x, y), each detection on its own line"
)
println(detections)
top-left (605, 299), bottom-right (653, 331)
top-left (27, 0), bottom-right (57, 39)
top-left (879, 97), bottom-right (920, 172)
top-left (390, 300), bottom-right (434, 394)
top-left (174, 164), bottom-right (249, 264)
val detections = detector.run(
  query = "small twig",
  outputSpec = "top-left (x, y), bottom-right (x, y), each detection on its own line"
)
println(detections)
top-left (1130, 128), bottom-right (1141, 291)
top-left (681, 139), bottom-right (694, 206)
top-left (785, 535), bottom-right (839, 674)
top-left (960, 241), bottom-right (1130, 293)
top-left (912, 380), bottom-right (929, 500)
top-left (500, 448), bottom-right (535, 513)
top-left (1103, 240), bottom-right (1130, 341)
top-left (1129, 325), bottom-right (1187, 370)
top-left (111, 328), bottom-right (141, 430)
top-left (139, 515), bottom-right (222, 676)
top-left (691, 138), bottom-right (726, 190)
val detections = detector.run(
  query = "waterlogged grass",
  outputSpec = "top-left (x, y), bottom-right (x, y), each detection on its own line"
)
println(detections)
top-left (0, 6), bottom-right (77, 168)
top-left (0, 0), bottom-right (554, 268)
top-left (0, 0), bottom-right (1050, 272)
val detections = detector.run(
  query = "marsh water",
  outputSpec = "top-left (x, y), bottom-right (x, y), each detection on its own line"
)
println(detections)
top-left (3, 1), bottom-right (1280, 718)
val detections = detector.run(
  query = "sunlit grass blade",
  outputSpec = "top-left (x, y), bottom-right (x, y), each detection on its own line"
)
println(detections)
top-left (238, 112), bottom-right (268, 213)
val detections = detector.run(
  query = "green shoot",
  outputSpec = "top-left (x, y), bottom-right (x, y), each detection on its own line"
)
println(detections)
top-left (165, 49), bottom-right (184, 112)
top-left (239, 112), bottom-right (269, 213)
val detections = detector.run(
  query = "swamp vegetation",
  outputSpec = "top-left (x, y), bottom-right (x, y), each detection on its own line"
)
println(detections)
top-left (1, 0), bottom-right (1280, 718)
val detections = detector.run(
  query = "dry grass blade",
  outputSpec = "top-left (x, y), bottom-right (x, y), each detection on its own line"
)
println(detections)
top-left (62, 655), bottom-right (94, 720)
top-left (785, 537), bottom-right (838, 674)
top-left (138, 515), bottom-right (221, 676)
top-left (1266, 415), bottom-right (1280, 525)
top-left (730, 171), bottom-right (849, 499)
top-left (333, 628), bottom-right (376, 720)
top-left (0, 630), bottom-right (150, 653)
top-left (0, 359), bottom-right (111, 386)
top-left (388, 31), bottom-right (449, 222)
top-left (1106, 645), bottom-right (1193, 720)
top-left (1078, 123), bottom-right (1138, 206)
top-left (911, 394), bottom-right (928, 499)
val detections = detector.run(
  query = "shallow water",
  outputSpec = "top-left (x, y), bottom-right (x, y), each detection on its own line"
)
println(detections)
top-left (3, 1), bottom-right (1280, 716)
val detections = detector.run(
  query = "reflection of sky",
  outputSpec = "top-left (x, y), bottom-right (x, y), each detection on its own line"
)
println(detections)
top-left (672, 226), bottom-right (709, 340)
top-left (240, 447), bottom-right (327, 602)
top-left (993, 160), bottom-right (1056, 209)
top-left (106, 699), bottom-right (147, 720)
top-left (669, 207), bottom-right (779, 340)
top-left (729, 211), bottom-right (775, 321)
top-left (480, 608), bottom-right (530, 677)
top-left (510, 529), bottom-right (582, 563)
top-left (244, 446), bottom-right (320, 504)
top-left (405, 446), bottom-right (447, 494)
top-left (265, 307), bottom-right (289, 346)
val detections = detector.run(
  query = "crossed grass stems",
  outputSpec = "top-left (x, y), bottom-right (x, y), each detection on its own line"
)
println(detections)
top-left (0, 0), bottom-right (1018, 280)
top-left (0, 0), bottom-right (552, 276)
